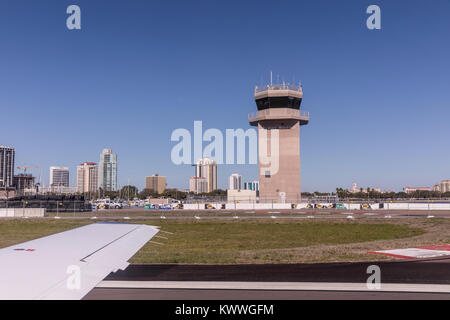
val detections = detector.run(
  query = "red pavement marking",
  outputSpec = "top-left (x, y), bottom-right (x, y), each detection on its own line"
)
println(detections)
top-left (419, 244), bottom-right (450, 251)
top-left (367, 251), bottom-right (416, 260)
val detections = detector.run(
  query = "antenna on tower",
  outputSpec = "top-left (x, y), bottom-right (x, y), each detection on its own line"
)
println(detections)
top-left (270, 71), bottom-right (273, 86)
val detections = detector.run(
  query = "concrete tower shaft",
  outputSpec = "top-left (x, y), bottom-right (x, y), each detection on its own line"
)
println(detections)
top-left (249, 83), bottom-right (309, 203)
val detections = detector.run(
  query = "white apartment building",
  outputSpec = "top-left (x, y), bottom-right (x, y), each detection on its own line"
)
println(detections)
top-left (228, 173), bottom-right (242, 190)
top-left (77, 162), bottom-right (98, 193)
top-left (195, 158), bottom-right (217, 193)
top-left (189, 176), bottom-right (208, 194)
top-left (440, 180), bottom-right (450, 193)
top-left (50, 166), bottom-right (70, 187)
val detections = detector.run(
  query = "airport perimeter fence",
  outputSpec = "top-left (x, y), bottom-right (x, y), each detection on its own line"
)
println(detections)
top-left (0, 197), bottom-right (92, 213)
top-left (178, 200), bottom-right (450, 211)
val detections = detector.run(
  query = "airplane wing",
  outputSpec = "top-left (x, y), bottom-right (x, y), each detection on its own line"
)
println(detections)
top-left (0, 222), bottom-right (159, 300)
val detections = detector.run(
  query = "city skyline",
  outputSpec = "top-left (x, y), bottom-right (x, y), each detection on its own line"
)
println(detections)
top-left (1, 1), bottom-right (450, 192)
top-left (2, 143), bottom-right (450, 194)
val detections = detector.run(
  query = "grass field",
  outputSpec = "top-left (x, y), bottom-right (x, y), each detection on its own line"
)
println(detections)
top-left (132, 219), bottom-right (425, 264)
top-left (2, 218), bottom-right (448, 264)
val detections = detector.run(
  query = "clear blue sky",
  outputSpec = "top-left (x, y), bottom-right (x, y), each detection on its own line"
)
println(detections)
top-left (1, 0), bottom-right (449, 192)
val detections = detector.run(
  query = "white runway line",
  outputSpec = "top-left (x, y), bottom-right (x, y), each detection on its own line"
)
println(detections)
top-left (97, 281), bottom-right (450, 293)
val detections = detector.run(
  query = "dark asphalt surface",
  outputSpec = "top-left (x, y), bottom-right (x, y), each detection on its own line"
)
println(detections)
top-left (84, 259), bottom-right (450, 300)
top-left (104, 259), bottom-right (450, 284)
top-left (84, 288), bottom-right (450, 300)
top-left (81, 259), bottom-right (450, 300)
top-left (48, 208), bottom-right (450, 219)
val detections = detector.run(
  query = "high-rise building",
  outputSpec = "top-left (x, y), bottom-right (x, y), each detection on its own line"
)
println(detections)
top-left (98, 149), bottom-right (118, 192)
top-left (189, 176), bottom-right (209, 194)
top-left (195, 158), bottom-right (217, 193)
top-left (145, 174), bottom-right (166, 194)
top-left (77, 162), bottom-right (98, 193)
top-left (440, 180), bottom-right (450, 193)
top-left (50, 166), bottom-right (70, 187)
top-left (228, 174), bottom-right (242, 190)
top-left (249, 82), bottom-right (309, 202)
top-left (0, 146), bottom-right (15, 187)
top-left (13, 174), bottom-right (35, 192)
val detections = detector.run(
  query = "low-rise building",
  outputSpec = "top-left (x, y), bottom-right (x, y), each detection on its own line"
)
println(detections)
top-left (38, 186), bottom-right (78, 195)
top-left (404, 186), bottom-right (431, 194)
top-left (244, 181), bottom-right (259, 191)
top-left (227, 189), bottom-right (257, 203)
top-left (0, 187), bottom-right (15, 199)
top-left (148, 198), bottom-right (170, 205)
top-left (189, 176), bottom-right (208, 194)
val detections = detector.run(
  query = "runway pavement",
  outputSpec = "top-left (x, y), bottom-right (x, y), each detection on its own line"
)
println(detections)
top-left (100, 259), bottom-right (450, 283)
top-left (84, 259), bottom-right (450, 300)
top-left (48, 208), bottom-right (450, 220)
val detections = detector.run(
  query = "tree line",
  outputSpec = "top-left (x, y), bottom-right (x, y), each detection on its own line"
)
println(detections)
top-left (335, 187), bottom-right (450, 200)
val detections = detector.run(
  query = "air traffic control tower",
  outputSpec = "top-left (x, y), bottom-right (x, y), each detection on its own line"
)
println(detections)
top-left (249, 82), bottom-right (309, 203)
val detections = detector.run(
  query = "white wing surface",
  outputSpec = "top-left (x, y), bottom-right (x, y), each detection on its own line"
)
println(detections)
top-left (0, 222), bottom-right (159, 300)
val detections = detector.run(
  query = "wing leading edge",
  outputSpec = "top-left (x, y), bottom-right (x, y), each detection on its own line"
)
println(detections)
top-left (0, 222), bottom-right (159, 300)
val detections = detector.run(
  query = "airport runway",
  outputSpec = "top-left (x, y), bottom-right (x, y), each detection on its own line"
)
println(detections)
top-left (121, 208), bottom-right (450, 218)
top-left (84, 258), bottom-right (450, 300)
top-left (49, 208), bottom-right (450, 220)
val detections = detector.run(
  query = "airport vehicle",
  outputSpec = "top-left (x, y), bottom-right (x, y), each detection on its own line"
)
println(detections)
top-left (0, 222), bottom-right (159, 299)
top-left (95, 198), bottom-right (123, 209)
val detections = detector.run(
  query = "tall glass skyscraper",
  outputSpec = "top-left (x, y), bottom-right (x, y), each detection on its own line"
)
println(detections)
top-left (0, 146), bottom-right (15, 187)
top-left (98, 149), bottom-right (118, 192)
